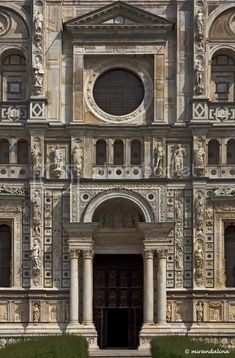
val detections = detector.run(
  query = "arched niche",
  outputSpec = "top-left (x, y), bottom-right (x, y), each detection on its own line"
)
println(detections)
top-left (82, 190), bottom-right (154, 223)
top-left (92, 198), bottom-right (145, 229)
top-left (209, 7), bottom-right (235, 41)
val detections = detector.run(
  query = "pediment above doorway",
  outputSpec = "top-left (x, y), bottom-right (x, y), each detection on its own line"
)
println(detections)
top-left (64, 1), bottom-right (174, 38)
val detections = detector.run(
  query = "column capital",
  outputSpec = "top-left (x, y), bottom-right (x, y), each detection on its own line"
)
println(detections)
top-left (143, 249), bottom-right (154, 260)
top-left (83, 249), bottom-right (94, 259)
top-left (157, 249), bottom-right (168, 259)
top-left (69, 249), bottom-right (80, 259)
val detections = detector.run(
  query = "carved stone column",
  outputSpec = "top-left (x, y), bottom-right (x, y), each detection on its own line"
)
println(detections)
top-left (143, 249), bottom-right (154, 324)
top-left (69, 249), bottom-right (80, 325)
top-left (157, 249), bottom-right (167, 324)
top-left (82, 249), bottom-right (94, 324)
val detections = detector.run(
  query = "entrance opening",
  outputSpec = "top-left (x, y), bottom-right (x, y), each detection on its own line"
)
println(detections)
top-left (225, 224), bottom-right (235, 287)
top-left (107, 308), bottom-right (129, 348)
top-left (93, 254), bottom-right (143, 349)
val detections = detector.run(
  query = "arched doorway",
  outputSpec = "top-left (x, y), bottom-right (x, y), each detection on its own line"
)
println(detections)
top-left (92, 198), bottom-right (145, 349)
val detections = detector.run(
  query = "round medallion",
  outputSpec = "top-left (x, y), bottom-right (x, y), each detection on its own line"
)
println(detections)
top-left (113, 16), bottom-right (125, 24)
top-left (93, 68), bottom-right (144, 116)
top-left (85, 60), bottom-right (153, 124)
top-left (229, 14), bottom-right (235, 34)
top-left (0, 12), bottom-right (11, 36)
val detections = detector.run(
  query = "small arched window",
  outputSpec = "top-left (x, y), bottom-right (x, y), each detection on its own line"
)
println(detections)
top-left (225, 225), bottom-right (235, 287)
top-left (114, 140), bottom-right (124, 165)
top-left (131, 140), bottom-right (141, 165)
top-left (227, 139), bottom-right (235, 165)
top-left (208, 139), bottom-right (220, 165)
top-left (0, 139), bottom-right (9, 164)
top-left (211, 53), bottom-right (235, 102)
top-left (17, 139), bottom-right (29, 164)
top-left (0, 224), bottom-right (11, 287)
top-left (96, 140), bottom-right (107, 165)
top-left (1, 51), bottom-right (27, 101)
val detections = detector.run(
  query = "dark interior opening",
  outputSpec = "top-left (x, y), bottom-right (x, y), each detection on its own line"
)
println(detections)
top-left (107, 308), bottom-right (129, 348)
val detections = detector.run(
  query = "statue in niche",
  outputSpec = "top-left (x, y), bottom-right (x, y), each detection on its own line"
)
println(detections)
top-left (194, 246), bottom-right (204, 276)
top-left (194, 192), bottom-right (204, 227)
top-left (196, 301), bottom-right (204, 322)
top-left (31, 143), bottom-right (42, 176)
top-left (195, 10), bottom-right (204, 37)
top-left (175, 195), bottom-right (183, 221)
top-left (34, 11), bottom-right (43, 34)
top-left (194, 61), bottom-right (204, 95)
top-left (52, 144), bottom-right (63, 177)
top-left (171, 144), bottom-right (187, 178)
top-left (33, 303), bottom-right (40, 323)
top-left (175, 251), bottom-right (183, 270)
top-left (154, 142), bottom-right (164, 175)
top-left (72, 143), bottom-right (83, 176)
top-left (166, 303), bottom-right (172, 322)
top-left (194, 142), bottom-right (205, 168)
top-left (32, 192), bottom-right (41, 236)
top-left (32, 56), bottom-right (45, 94)
top-left (30, 239), bottom-right (41, 274)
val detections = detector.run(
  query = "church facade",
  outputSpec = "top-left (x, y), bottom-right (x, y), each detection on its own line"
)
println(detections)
top-left (0, 0), bottom-right (235, 351)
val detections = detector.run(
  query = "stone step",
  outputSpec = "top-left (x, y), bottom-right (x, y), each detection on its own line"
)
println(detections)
top-left (90, 349), bottom-right (151, 358)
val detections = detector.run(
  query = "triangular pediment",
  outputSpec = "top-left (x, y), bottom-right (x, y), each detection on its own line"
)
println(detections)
top-left (64, 1), bottom-right (174, 33)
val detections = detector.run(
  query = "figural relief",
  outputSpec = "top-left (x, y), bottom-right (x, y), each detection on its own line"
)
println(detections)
top-left (31, 137), bottom-right (42, 177)
top-left (170, 144), bottom-right (187, 178)
top-left (32, 55), bottom-right (45, 95)
top-left (194, 61), bottom-right (204, 95)
top-left (153, 141), bottom-right (164, 176)
top-left (72, 139), bottom-right (83, 177)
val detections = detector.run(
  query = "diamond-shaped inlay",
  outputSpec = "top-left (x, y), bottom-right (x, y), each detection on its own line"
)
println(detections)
top-left (193, 102), bottom-right (207, 119)
top-left (32, 103), bottom-right (43, 118)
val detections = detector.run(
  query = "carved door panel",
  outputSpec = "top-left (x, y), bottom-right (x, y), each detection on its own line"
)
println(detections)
top-left (93, 255), bottom-right (143, 349)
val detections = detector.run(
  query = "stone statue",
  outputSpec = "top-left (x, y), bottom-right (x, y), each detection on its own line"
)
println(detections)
top-left (196, 301), bottom-right (204, 322)
top-left (195, 10), bottom-right (204, 37)
top-left (194, 246), bottom-right (204, 276)
top-left (33, 303), bottom-right (40, 323)
top-left (175, 251), bottom-right (183, 270)
top-left (72, 144), bottom-right (83, 176)
top-left (34, 11), bottom-right (43, 34)
top-left (166, 303), bottom-right (172, 322)
top-left (31, 143), bottom-right (42, 176)
top-left (32, 56), bottom-right (45, 94)
top-left (30, 239), bottom-right (41, 273)
top-left (194, 142), bottom-right (205, 168)
top-left (154, 142), bottom-right (164, 175)
top-left (194, 192), bottom-right (204, 227)
top-left (32, 192), bottom-right (41, 236)
top-left (194, 61), bottom-right (204, 94)
top-left (175, 195), bottom-right (183, 221)
top-left (52, 144), bottom-right (63, 177)
top-left (171, 144), bottom-right (186, 178)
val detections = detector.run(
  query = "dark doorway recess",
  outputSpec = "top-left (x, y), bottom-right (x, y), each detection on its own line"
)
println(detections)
top-left (93, 254), bottom-right (143, 349)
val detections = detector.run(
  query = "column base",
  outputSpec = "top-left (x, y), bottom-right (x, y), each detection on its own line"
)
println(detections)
top-left (79, 323), bottom-right (98, 351)
top-left (66, 322), bottom-right (81, 334)
top-left (139, 322), bottom-right (189, 349)
top-left (25, 323), bottom-right (64, 335)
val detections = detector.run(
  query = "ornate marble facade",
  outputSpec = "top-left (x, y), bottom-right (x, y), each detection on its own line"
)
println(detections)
top-left (0, 0), bottom-right (235, 351)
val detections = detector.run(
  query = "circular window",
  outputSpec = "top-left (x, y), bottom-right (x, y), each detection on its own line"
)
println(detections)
top-left (93, 68), bottom-right (144, 116)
